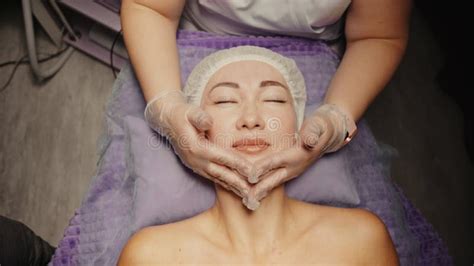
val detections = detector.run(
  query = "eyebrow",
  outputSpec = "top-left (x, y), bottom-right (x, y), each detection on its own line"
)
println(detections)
top-left (210, 80), bottom-right (288, 93)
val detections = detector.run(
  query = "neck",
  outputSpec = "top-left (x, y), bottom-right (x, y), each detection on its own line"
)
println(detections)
top-left (206, 184), bottom-right (297, 256)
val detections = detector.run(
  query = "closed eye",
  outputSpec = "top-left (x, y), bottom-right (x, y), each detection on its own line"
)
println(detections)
top-left (264, 100), bottom-right (287, 103)
top-left (215, 100), bottom-right (238, 104)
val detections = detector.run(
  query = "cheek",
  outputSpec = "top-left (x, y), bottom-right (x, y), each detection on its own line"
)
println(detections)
top-left (203, 107), bottom-right (236, 147)
top-left (283, 109), bottom-right (298, 133)
top-left (264, 105), bottom-right (297, 133)
top-left (263, 107), bottom-right (298, 151)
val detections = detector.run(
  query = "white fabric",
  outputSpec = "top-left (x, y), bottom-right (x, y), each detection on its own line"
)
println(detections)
top-left (179, 0), bottom-right (351, 40)
top-left (183, 45), bottom-right (307, 130)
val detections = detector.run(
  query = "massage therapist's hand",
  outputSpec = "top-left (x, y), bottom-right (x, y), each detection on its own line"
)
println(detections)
top-left (244, 103), bottom-right (353, 209)
top-left (144, 89), bottom-right (253, 198)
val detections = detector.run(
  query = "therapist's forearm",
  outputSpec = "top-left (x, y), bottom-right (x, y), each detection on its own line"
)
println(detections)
top-left (121, 1), bottom-right (184, 102)
top-left (323, 37), bottom-right (408, 123)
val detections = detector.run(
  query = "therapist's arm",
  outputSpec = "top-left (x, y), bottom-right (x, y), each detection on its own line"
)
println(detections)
top-left (119, 0), bottom-right (254, 199)
top-left (120, 0), bottom-right (185, 101)
top-left (248, 0), bottom-right (413, 204)
top-left (323, 0), bottom-right (412, 122)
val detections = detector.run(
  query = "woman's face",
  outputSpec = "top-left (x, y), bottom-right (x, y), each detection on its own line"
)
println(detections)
top-left (201, 60), bottom-right (297, 162)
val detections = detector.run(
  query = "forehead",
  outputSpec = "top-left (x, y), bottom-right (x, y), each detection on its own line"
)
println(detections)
top-left (206, 60), bottom-right (287, 86)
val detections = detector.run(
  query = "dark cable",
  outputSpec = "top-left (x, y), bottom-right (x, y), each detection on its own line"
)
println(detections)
top-left (110, 29), bottom-right (123, 79)
top-left (0, 56), bottom-right (28, 68)
top-left (0, 55), bottom-right (27, 94)
top-left (0, 47), bottom-right (68, 68)
top-left (0, 47), bottom-right (69, 93)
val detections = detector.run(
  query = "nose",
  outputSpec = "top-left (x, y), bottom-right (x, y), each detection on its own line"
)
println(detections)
top-left (236, 102), bottom-right (265, 131)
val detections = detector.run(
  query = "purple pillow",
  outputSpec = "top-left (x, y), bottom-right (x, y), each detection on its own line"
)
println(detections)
top-left (124, 114), bottom-right (359, 229)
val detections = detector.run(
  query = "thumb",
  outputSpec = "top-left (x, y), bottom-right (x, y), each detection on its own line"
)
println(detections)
top-left (187, 106), bottom-right (213, 131)
top-left (299, 116), bottom-right (325, 149)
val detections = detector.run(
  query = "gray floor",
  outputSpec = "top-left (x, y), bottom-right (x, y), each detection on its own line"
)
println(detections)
top-left (1, 2), bottom-right (473, 264)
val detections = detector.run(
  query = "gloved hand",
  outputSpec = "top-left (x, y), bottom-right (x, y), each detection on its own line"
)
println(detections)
top-left (144, 89), bottom-right (253, 198)
top-left (299, 103), bottom-right (354, 153)
top-left (242, 103), bottom-right (355, 210)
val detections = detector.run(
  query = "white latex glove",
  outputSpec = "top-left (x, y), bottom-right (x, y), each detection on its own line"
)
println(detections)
top-left (243, 103), bottom-right (355, 210)
top-left (144, 89), bottom-right (253, 198)
top-left (300, 103), bottom-right (352, 153)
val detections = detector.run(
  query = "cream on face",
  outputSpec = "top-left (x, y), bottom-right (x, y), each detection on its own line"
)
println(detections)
top-left (201, 60), bottom-right (298, 162)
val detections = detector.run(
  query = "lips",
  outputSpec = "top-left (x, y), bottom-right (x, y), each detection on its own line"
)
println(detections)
top-left (233, 138), bottom-right (269, 154)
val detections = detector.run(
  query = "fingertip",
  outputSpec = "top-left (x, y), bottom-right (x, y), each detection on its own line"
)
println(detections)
top-left (248, 176), bottom-right (259, 184)
top-left (243, 197), bottom-right (260, 211)
top-left (186, 106), bottom-right (212, 131)
top-left (247, 165), bottom-right (262, 184)
top-left (200, 115), bottom-right (213, 130)
top-left (196, 112), bottom-right (213, 130)
top-left (235, 158), bottom-right (253, 179)
top-left (303, 142), bottom-right (316, 151)
top-left (302, 134), bottom-right (319, 148)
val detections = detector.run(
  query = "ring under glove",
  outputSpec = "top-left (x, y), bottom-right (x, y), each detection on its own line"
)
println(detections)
top-left (300, 103), bottom-right (358, 154)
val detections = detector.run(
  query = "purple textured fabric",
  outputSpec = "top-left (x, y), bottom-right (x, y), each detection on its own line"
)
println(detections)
top-left (49, 29), bottom-right (452, 265)
top-left (393, 183), bottom-right (453, 265)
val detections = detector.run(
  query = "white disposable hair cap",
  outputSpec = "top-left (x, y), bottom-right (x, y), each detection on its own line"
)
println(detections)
top-left (183, 45), bottom-right (307, 130)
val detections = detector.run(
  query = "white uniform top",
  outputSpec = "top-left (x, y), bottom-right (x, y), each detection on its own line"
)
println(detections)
top-left (178, 0), bottom-right (352, 41)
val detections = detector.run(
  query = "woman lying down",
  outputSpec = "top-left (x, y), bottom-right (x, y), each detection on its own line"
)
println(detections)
top-left (118, 46), bottom-right (398, 265)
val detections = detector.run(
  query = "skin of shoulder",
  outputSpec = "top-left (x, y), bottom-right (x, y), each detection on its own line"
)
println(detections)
top-left (298, 204), bottom-right (399, 265)
top-left (336, 208), bottom-right (400, 265)
top-left (118, 205), bottom-right (399, 265)
top-left (117, 221), bottom-right (194, 265)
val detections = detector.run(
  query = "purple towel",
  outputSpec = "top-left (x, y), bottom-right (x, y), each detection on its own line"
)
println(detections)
top-left (49, 29), bottom-right (452, 265)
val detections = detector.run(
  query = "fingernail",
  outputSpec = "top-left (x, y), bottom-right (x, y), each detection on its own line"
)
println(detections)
top-left (248, 175), bottom-right (258, 184)
top-left (244, 197), bottom-right (260, 211)
top-left (307, 136), bottom-right (318, 147)
top-left (249, 168), bottom-right (262, 184)
top-left (246, 165), bottom-right (254, 179)
top-left (201, 118), bottom-right (212, 130)
top-left (242, 196), bottom-right (248, 206)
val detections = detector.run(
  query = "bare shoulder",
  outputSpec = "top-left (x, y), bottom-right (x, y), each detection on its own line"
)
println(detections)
top-left (299, 204), bottom-right (398, 265)
top-left (333, 207), bottom-right (400, 265)
top-left (117, 225), bottom-right (180, 265)
top-left (117, 219), bottom-right (202, 265)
